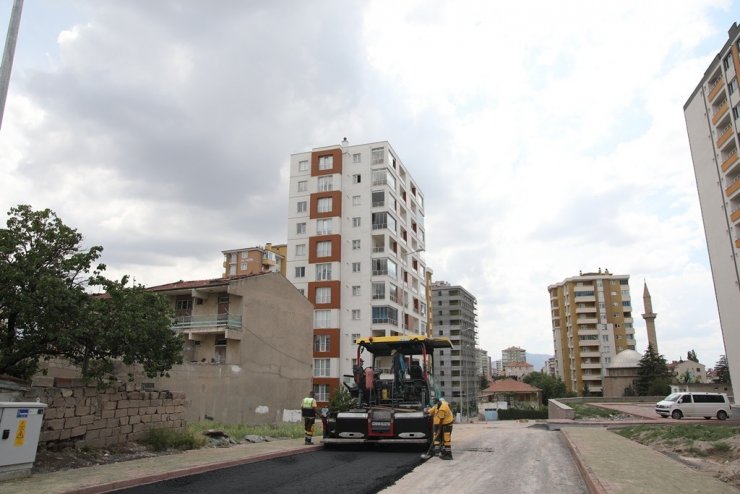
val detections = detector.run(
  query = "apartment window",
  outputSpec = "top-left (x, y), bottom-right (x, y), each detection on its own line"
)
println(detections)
top-left (372, 305), bottom-right (398, 325)
top-left (317, 197), bottom-right (332, 213)
top-left (352, 239), bottom-right (361, 250)
top-left (372, 190), bottom-right (384, 207)
top-left (314, 334), bottom-right (330, 353)
top-left (372, 282), bottom-right (385, 300)
top-left (316, 263), bottom-right (332, 281)
top-left (352, 285), bottom-right (361, 296)
top-left (602, 335), bottom-right (609, 342)
top-left (371, 147), bottom-right (384, 164)
top-left (318, 176), bottom-right (333, 192)
top-left (296, 222), bottom-right (306, 234)
top-left (318, 155), bottom-right (333, 170)
top-left (297, 201), bottom-right (307, 213)
top-left (314, 310), bottom-right (331, 328)
top-left (316, 241), bottom-right (332, 257)
top-left (352, 262), bottom-right (361, 273)
top-left (352, 217), bottom-right (361, 227)
top-left (314, 384), bottom-right (329, 402)
top-left (317, 219), bottom-right (332, 235)
top-left (730, 78), bottom-right (738, 96)
top-left (298, 160), bottom-right (308, 172)
top-left (296, 244), bottom-right (306, 256)
top-left (733, 103), bottom-right (740, 120)
top-left (353, 174), bottom-right (362, 184)
top-left (351, 333), bottom-right (361, 344)
top-left (240, 263), bottom-right (247, 270)
top-left (352, 309), bottom-right (361, 320)
top-left (175, 299), bottom-right (193, 311)
top-left (314, 358), bottom-right (331, 377)
top-left (294, 266), bottom-right (305, 278)
top-left (352, 195), bottom-right (361, 206)
top-left (352, 153), bottom-right (361, 163)
top-left (315, 287), bottom-right (331, 304)
top-left (297, 180), bottom-right (308, 192)
top-left (724, 53), bottom-right (733, 70)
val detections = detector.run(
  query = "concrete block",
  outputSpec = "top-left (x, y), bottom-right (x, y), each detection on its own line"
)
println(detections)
top-left (64, 417), bottom-right (81, 429)
top-left (132, 423), bottom-right (145, 433)
top-left (81, 415), bottom-right (94, 425)
top-left (59, 429), bottom-right (71, 440)
top-left (76, 406), bottom-right (90, 416)
top-left (102, 401), bottom-right (117, 411)
top-left (61, 389), bottom-right (74, 398)
top-left (64, 407), bottom-right (76, 418)
top-left (119, 416), bottom-right (129, 425)
top-left (70, 425), bottom-right (87, 438)
top-left (141, 415), bottom-right (152, 423)
top-left (31, 376), bottom-right (55, 387)
top-left (45, 418), bottom-right (64, 430)
top-left (85, 429), bottom-right (100, 440)
top-left (150, 399), bottom-right (162, 407)
top-left (127, 391), bottom-right (141, 400)
top-left (117, 400), bottom-right (130, 409)
top-left (100, 428), bottom-right (112, 438)
top-left (101, 410), bottom-right (115, 419)
top-left (88, 419), bottom-right (107, 431)
top-left (129, 415), bottom-right (141, 425)
top-left (41, 430), bottom-right (61, 442)
top-left (107, 418), bottom-right (119, 427)
top-left (127, 408), bottom-right (138, 416)
top-left (114, 409), bottom-right (127, 418)
top-left (120, 424), bottom-right (132, 434)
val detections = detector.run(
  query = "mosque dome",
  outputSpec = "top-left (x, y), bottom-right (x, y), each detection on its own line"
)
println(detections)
top-left (609, 349), bottom-right (642, 369)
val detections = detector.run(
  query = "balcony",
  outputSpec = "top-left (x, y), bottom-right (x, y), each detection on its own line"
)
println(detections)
top-left (736, 239), bottom-right (740, 249)
top-left (173, 314), bottom-right (242, 340)
top-left (712, 100), bottom-right (730, 125)
top-left (722, 149), bottom-right (739, 173)
top-left (716, 126), bottom-right (734, 148)
top-left (725, 176), bottom-right (740, 198)
top-left (707, 78), bottom-right (725, 103)
top-left (731, 208), bottom-right (740, 224)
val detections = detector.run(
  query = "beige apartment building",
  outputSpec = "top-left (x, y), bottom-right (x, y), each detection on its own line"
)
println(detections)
top-left (549, 270), bottom-right (636, 396)
top-left (147, 272), bottom-right (313, 424)
top-left (222, 243), bottom-right (286, 277)
top-left (684, 21), bottom-right (740, 401)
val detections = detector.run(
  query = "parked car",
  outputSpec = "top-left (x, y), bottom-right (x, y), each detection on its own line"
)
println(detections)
top-left (655, 392), bottom-right (731, 420)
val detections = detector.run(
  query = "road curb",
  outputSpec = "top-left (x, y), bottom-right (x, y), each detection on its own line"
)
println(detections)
top-left (64, 444), bottom-right (323, 494)
top-left (560, 429), bottom-right (605, 494)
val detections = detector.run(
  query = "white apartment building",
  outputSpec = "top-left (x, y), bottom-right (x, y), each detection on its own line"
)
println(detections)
top-left (287, 140), bottom-right (428, 404)
top-left (548, 270), bottom-right (636, 396)
top-left (502, 346), bottom-right (527, 366)
top-left (684, 21), bottom-right (740, 402)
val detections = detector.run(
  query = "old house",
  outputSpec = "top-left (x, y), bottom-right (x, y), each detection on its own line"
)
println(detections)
top-left (147, 272), bottom-right (313, 424)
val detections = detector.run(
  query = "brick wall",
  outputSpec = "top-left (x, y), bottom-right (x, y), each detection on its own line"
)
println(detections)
top-left (22, 379), bottom-right (186, 448)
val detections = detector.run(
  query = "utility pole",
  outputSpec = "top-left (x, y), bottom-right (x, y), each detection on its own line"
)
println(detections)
top-left (0, 0), bottom-right (24, 130)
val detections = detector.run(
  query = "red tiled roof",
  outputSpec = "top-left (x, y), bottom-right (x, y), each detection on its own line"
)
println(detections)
top-left (481, 378), bottom-right (541, 393)
top-left (147, 272), bottom-right (269, 292)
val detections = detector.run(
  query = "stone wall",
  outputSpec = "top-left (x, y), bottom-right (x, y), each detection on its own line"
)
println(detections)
top-left (22, 378), bottom-right (186, 448)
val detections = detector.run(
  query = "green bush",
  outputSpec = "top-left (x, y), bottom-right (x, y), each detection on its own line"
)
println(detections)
top-left (187, 421), bottom-right (311, 440)
top-left (144, 427), bottom-right (206, 452)
top-left (497, 407), bottom-right (548, 420)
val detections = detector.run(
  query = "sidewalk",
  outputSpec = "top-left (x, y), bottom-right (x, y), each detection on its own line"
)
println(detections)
top-left (1, 438), bottom-right (320, 494)
top-left (561, 426), bottom-right (739, 494)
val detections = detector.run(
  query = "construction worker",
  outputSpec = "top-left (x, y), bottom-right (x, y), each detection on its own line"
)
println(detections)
top-left (301, 391), bottom-right (319, 445)
top-left (422, 396), bottom-right (454, 460)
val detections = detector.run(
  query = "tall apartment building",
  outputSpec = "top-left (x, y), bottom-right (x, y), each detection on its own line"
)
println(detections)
top-left (287, 140), bottom-right (428, 404)
top-left (476, 347), bottom-right (492, 379)
top-left (684, 21), bottom-right (740, 401)
top-left (502, 346), bottom-right (527, 366)
top-left (548, 270), bottom-right (636, 396)
top-left (431, 281), bottom-right (478, 415)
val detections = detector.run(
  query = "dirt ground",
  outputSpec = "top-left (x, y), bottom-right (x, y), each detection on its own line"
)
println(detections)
top-left (32, 442), bottom-right (177, 474)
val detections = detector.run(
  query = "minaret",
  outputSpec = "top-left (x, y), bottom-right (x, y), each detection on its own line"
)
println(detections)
top-left (642, 281), bottom-right (658, 353)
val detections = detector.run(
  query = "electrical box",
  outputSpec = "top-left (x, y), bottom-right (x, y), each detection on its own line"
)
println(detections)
top-left (0, 402), bottom-right (47, 480)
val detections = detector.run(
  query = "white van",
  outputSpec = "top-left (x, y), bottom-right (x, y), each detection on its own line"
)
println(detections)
top-left (655, 392), bottom-right (731, 420)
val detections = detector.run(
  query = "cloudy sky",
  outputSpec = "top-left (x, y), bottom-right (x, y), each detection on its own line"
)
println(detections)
top-left (1, 1), bottom-right (737, 368)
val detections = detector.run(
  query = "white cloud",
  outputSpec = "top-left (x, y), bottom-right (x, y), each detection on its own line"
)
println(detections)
top-left (0, 0), bottom-right (735, 371)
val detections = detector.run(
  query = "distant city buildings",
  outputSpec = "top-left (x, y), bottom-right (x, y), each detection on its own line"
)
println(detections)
top-left (548, 269), bottom-right (636, 396)
top-left (431, 281), bottom-right (478, 414)
top-left (286, 140), bottom-right (429, 404)
top-left (503, 361), bottom-right (534, 380)
top-left (502, 346), bottom-right (527, 367)
top-left (684, 21), bottom-right (740, 402)
top-left (476, 347), bottom-right (492, 379)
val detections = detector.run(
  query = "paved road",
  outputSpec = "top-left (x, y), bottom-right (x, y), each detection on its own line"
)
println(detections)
top-left (382, 422), bottom-right (588, 493)
top-left (115, 445), bottom-right (421, 494)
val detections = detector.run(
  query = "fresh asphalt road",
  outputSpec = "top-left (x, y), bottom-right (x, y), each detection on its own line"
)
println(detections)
top-left (115, 445), bottom-right (422, 494)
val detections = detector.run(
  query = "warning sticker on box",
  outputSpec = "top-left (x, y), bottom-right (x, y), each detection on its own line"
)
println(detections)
top-left (16, 408), bottom-right (28, 418)
top-left (15, 419), bottom-right (26, 447)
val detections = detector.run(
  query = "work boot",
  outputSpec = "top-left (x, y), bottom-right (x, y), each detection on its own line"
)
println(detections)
top-left (305, 438), bottom-right (312, 445)
top-left (440, 449), bottom-right (453, 460)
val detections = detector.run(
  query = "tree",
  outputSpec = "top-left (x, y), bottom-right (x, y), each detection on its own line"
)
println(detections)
top-left (714, 355), bottom-right (731, 384)
top-left (687, 350), bottom-right (698, 363)
top-left (0, 205), bottom-right (182, 382)
top-left (523, 371), bottom-right (574, 404)
top-left (636, 344), bottom-right (672, 396)
top-left (479, 374), bottom-right (490, 390)
top-left (328, 385), bottom-right (355, 413)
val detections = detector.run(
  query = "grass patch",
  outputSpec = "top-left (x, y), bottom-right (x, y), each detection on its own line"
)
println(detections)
top-left (616, 425), bottom-right (740, 444)
top-left (711, 441), bottom-right (732, 455)
top-left (187, 421), bottom-right (319, 441)
top-left (143, 428), bottom-right (207, 452)
top-left (571, 404), bottom-right (621, 419)
top-left (685, 446), bottom-right (708, 457)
